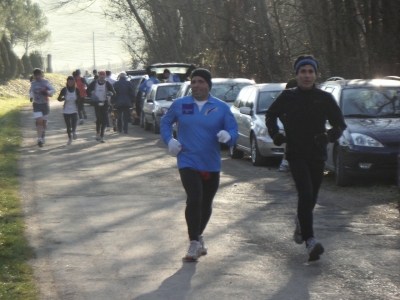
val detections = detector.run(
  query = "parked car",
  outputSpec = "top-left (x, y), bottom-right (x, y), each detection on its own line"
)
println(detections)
top-left (188, 78), bottom-right (256, 106)
top-left (172, 81), bottom-right (191, 137)
top-left (141, 82), bottom-right (183, 133)
top-left (128, 74), bottom-right (148, 125)
top-left (319, 77), bottom-right (400, 186)
top-left (83, 76), bottom-right (95, 105)
top-left (174, 80), bottom-right (191, 99)
top-left (146, 63), bottom-right (196, 82)
top-left (230, 83), bottom-right (286, 166)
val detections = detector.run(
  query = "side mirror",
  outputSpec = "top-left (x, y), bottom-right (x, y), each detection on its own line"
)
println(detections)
top-left (239, 107), bottom-right (252, 115)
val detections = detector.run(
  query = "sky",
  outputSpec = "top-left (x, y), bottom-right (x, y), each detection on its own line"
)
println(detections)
top-left (15, 0), bottom-right (132, 74)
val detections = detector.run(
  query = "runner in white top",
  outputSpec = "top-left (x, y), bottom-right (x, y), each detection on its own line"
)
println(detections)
top-left (57, 76), bottom-right (83, 145)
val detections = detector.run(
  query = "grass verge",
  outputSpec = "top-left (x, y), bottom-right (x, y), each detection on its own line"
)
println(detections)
top-left (0, 96), bottom-right (38, 299)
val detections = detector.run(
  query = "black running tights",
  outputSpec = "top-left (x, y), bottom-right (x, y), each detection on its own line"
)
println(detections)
top-left (179, 168), bottom-right (220, 241)
top-left (63, 113), bottom-right (77, 139)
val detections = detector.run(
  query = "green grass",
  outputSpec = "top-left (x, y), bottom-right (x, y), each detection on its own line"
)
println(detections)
top-left (0, 97), bottom-right (38, 299)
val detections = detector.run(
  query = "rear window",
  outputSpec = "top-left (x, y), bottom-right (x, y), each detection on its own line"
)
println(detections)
top-left (342, 88), bottom-right (400, 116)
top-left (257, 91), bottom-right (282, 113)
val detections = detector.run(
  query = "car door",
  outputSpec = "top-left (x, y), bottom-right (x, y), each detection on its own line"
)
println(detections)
top-left (234, 87), bottom-right (250, 147)
top-left (240, 89), bottom-right (256, 149)
top-left (322, 86), bottom-right (338, 170)
top-left (143, 87), bottom-right (156, 121)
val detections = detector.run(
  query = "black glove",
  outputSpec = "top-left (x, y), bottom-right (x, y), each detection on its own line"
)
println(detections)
top-left (314, 133), bottom-right (329, 146)
top-left (273, 133), bottom-right (287, 146)
top-left (40, 90), bottom-right (48, 96)
top-left (29, 98), bottom-right (33, 102)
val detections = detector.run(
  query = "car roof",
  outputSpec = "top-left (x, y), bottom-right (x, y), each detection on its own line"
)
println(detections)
top-left (249, 83), bottom-right (287, 91)
top-left (146, 63), bottom-right (196, 75)
top-left (153, 82), bottom-right (183, 87)
top-left (321, 77), bottom-right (400, 88)
top-left (211, 78), bottom-right (255, 84)
top-left (125, 69), bottom-right (147, 76)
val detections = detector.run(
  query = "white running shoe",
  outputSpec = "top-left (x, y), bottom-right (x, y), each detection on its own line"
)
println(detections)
top-left (306, 238), bottom-right (324, 261)
top-left (184, 241), bottom-right (201, 261)
top-left (100, 137), bottom-right (105, 143)
top-left (198, 236), bottom-right (208, 255)
top-left (67, 139), bottom-right (72, 145)
top-left (79, 119), bottom-right (84, 125)
top-left (72, 132), bottom-right (77, 140)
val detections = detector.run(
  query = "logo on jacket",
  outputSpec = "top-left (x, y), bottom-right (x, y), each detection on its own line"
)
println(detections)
top-left (205, 107), bottom-right (218, 115)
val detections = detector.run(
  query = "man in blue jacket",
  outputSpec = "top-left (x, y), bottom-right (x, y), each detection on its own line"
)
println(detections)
top-left (161, 68), bottom-right (238, 261)
top-left (112, 72), bottom-right (135, 134)
top-left (139, 71), bottom-right (159, 97)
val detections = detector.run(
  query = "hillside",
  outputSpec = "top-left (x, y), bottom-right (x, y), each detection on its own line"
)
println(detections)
top-left (0, 74), bottom-right (68, 99)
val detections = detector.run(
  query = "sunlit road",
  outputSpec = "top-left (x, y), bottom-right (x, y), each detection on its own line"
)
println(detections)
top-left (20, 100), bottom-right (399, 300)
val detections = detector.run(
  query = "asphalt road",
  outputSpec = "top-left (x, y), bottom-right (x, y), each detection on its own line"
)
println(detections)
top-left (19, 101), bottom-right (399, 300)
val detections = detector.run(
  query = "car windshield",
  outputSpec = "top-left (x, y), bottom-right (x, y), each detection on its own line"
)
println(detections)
top-left (257, 91), bottom-right (283, 113)
top-left (342, 88), bottom-right (400, 117)
top-left (156, 85), bottom-right (181, 100)
top-left (211, 83), bottom-right (253, 102)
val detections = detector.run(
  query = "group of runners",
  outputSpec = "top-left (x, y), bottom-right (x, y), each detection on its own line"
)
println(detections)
top-left (29, 55), bottom-right (347, 262)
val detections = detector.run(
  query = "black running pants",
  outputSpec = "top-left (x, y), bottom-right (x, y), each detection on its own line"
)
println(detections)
top-left (288, 158), bottom-right (325, 242)
top-left (179, 168), bottom-right (220, 241)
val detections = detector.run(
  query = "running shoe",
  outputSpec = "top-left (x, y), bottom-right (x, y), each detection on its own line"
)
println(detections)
top-left (306, 238), bottom-right (324, 261)
top-left (293, 215), bottom-right (303, 244)
top-left (79, 119), bottom-right (84, 125)
top-left (198, 236), bottom-right (207, 256)
top-left (72, 132), bottom-right (77, 140)
top-left (278, 159), bottom-right (290, 172)
top-left (184, 241), bottom-right (201, 261)
top-left (96, 133), bottom-right (100, 141)
top-left (37, 138), bottom-right (43, 147)
top-left (100, 137), bottom-right (105, 143)
top-left (67, 139), bottom-right (72, 145)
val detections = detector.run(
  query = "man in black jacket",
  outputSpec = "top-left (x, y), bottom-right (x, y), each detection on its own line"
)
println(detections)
top-left (266, 55), bottom-right (347, 261)
top-left (87, 70), bottom-right (115, 143)
top-left (112, 72), bottom-right (135, 134)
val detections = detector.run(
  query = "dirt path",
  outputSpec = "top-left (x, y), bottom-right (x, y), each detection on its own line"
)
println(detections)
top-left (20, 101), bottom-right (399, 299)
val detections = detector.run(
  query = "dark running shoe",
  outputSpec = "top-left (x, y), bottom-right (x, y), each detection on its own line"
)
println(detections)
top-left (307, 238), bottom-right (324, 261)
top-left (37, 138), bottom-right (43, 147)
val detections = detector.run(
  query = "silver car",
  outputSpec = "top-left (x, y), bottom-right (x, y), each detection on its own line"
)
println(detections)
top-left (141, 82), bottom-right (182, 134)
top-left (188, 78), bottom-right (256, 106)
top-left (230, 83), bottom-right (286, 166)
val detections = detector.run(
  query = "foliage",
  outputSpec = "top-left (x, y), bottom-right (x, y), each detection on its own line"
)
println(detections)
top-left (0, 96), bottom-right (38, 299)
top-left (2, 35), bottom-right (18, 79)
top-left (21, 54), bottom-right (32, 79)
top-left (4, 0), bottom-right (50, 54)
top-left (29, 51), bottom-right (43, 70)
top-left (0, 39), bottom-right (10, 80)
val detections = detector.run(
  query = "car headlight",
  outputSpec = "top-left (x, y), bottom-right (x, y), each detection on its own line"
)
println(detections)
top-left (258, 128), bottom-right (269, 137)
top-left (351, 133), bottom-right (384, 147)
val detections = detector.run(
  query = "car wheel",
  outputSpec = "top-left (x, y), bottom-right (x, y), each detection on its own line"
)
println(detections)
top-left (230, 144), bottom-right (244, 159)
top-left (139, 111), bottom-right (145, 128)
top-left (144, 113), bottom-right (152, 131)
top-left (152, 115), bottom-right (160, 134)
top-left (335, 148), bottom-right (350, 186)
top-left (251, 136), bottom-right (267, 166)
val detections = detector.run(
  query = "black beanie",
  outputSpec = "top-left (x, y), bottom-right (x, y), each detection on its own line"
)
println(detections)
top-left (191, 68), bottom-right (212, 90)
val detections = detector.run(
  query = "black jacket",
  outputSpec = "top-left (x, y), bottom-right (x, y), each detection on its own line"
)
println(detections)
top-left (266, 86), bottom-right (347, 160)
